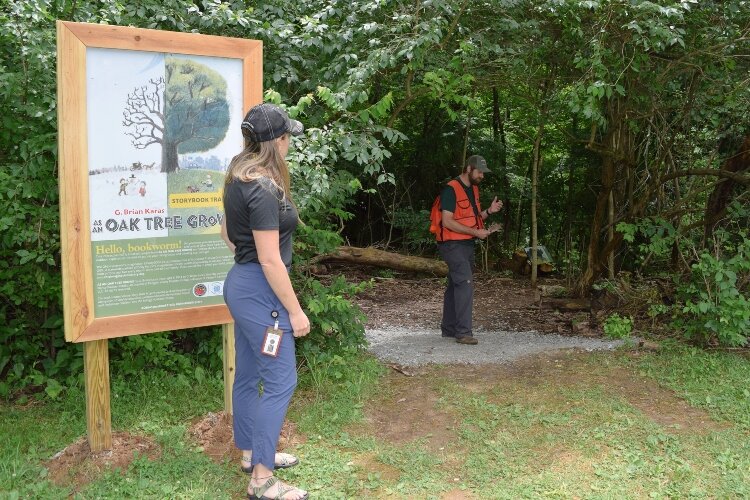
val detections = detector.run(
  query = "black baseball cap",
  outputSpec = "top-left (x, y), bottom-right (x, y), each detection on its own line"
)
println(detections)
top-left (467, 155), bottom-right (490, 173)
top-left (240, 103), bottom-right (304, 143)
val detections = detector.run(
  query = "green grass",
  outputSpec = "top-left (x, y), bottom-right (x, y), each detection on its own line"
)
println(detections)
top-left (1, 347), bottom-right (749, 498)
top-left (167, 169), bottom-right (223, 196)
top-left (631, 342), bottom-right (750, 430)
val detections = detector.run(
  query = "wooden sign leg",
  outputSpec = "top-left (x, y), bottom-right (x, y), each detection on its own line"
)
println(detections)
top-left (83, 339), bottom-right (112, 452)
top-left (222, 323), bottom-right (236, 416)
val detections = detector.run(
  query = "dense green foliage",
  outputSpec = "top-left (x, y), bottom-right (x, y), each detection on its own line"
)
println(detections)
top-left (675, 229), bottom-right (750, 347)
top-left (603, 313), bottom-right (634, 340)
top-left (1, 0), bottom-right (749, 398)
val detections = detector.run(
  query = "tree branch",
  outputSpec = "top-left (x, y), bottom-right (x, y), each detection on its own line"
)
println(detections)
top-left (659, 168), bottom-right (750, 187)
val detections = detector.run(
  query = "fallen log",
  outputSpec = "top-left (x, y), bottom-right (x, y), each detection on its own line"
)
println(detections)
top-left (311, 246), bottom-right (448, 276)
top-left (540, 297), bottom-right (591, 312)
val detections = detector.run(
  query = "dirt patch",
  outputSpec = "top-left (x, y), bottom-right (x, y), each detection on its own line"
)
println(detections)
top-left (188, 411), bottom-right (236, 464)
top-left (358, 277), bottom-right (444, 329)
top-left (441, 488), bottom-right (476, 499)
top-left (358, 274), bottom-right (578, 335)
top-left (356, 370), bottom-right (460, 453)
top-left (46, 431), bottom-right (160, 489)
top-left (187, 411), bottom-right (304, 465)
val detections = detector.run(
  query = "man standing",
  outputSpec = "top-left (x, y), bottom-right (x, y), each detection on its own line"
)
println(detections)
top-left (436, 155), bottom-right (502, 345)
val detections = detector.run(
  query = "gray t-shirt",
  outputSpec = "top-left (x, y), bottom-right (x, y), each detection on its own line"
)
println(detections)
top-left (223, 177), bottom-right (298, 268)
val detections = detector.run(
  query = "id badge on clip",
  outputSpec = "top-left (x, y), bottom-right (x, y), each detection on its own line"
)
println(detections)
top-left (261, 315), bottom-right (283, 357)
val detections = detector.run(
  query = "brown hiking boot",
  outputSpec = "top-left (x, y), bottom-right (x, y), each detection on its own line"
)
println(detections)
top-left (455, 336), bottom-right (478, 345)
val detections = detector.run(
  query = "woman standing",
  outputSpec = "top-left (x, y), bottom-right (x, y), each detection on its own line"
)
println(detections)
top-left (222, 103), bottom-right (309, 500)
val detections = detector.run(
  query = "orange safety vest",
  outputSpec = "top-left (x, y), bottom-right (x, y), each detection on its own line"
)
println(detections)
top-left (431, 179), bottom-right (484, 242)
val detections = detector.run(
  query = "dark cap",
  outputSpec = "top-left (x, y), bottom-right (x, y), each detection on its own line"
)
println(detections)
top-left (240, 103), bottom-right (304, 143)
top-left (467, 155), bottom-right (490, 173)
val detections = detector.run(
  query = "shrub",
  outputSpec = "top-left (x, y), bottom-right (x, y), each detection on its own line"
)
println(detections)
top-left (1, 1), bottom-right (67, 399)
top-left (296, 275), bottom-right (371, 366)
top-left (674, 237), bottom-right (750, 347)
top-left (603, 313), bottom-right (634, 339)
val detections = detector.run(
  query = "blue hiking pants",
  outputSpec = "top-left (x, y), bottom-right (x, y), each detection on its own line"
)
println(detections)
top-left (223, 262), bottom-right (297, 471)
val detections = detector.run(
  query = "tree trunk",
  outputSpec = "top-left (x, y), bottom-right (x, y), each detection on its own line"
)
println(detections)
top-left (531, 127), bottom-right (542, 287)
top-left (461, 105), bottom-right (472, 166)
top-left (311, 246), bottom-right (449, 276)
top-left (492, 89), bottom-right (512, 248)
top-left (530, 81), bottom-right (550, 288)
top-left (563, 122), bottom-right (577, 282)
top-left (575, 151), bottom-right (615, 296)
top-left (703, 134), bottom-right (750, 243)
top-left (515, 159), bottom-right (531, 249)
top-left (607, 190), bottom-right (615, 280)
top-left (161, 141), bottom-right (179, 173)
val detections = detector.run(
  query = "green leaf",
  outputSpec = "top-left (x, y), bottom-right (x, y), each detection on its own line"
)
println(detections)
top-left (45, 378), bottom-right (63, 399)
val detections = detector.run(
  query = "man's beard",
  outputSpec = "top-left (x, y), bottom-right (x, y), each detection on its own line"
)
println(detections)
top-left (469, 174), bottom-right (482, 186)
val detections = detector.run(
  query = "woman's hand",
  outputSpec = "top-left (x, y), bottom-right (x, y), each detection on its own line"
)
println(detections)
top-left (290, 310), bottom-right (310, 337)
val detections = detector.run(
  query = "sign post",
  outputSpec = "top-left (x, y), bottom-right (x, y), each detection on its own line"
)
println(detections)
top-left (57, 21), bottom-right (261, 450)
top-left (84, 340), bottom-right (112, 451)
top-left (223, 324), bottom-right (236, 416)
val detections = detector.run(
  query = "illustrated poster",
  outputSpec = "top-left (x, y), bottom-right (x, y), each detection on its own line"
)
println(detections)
top-left (86, 48), bottom-right (241, 317)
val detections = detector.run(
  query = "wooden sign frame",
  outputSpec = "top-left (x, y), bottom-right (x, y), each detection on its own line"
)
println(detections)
top-left (57, 21), bottom-right (262, 343)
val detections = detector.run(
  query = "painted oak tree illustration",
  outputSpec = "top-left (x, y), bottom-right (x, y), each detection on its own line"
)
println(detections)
top-left (122, 57), bottom-right (230, 173)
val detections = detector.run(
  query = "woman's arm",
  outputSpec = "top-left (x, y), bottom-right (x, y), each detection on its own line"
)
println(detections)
top-left (253, 229), bottom-right (310, 337)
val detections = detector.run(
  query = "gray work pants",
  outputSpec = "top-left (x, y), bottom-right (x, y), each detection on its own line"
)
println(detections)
top-left (438, 241), bottom-right (475, 338)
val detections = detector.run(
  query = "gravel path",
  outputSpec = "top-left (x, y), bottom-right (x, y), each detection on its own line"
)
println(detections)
top-left (365, 327), bottom-right (628, 366)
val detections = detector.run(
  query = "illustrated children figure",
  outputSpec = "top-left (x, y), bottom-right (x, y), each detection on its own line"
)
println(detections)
top-left (138, 181), bottom-right (147, 197)
top-left (203, 174), bottom-right (214, 190)
top-left (118, 178), bottom-right (128, 196)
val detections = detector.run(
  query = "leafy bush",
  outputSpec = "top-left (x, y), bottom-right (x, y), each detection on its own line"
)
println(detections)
top-left (296, 276), bottom-right (371, 366)
top-left (674, 236), bottom-right (750, 347)
top-left (619, 210), bottom-right (750, 347)
top-left (109, 327), bottom-right (224, 383)
top-left (617, 217), bottom-right (679, 273)
top-left (603, 313), bottom-right (634, 339)
top-left (1, 1), bottom-right (68, 399)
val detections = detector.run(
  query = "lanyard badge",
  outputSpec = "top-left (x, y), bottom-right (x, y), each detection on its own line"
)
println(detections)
top-left (261, 310), bottom-right (282, 357)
